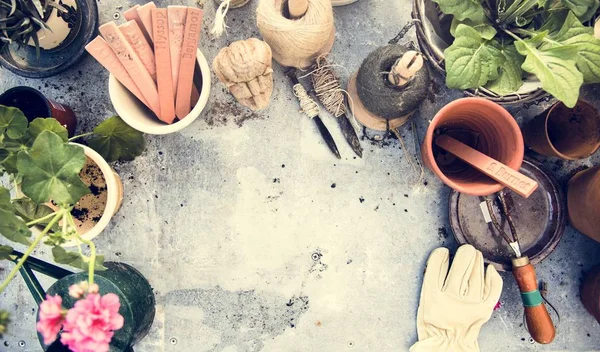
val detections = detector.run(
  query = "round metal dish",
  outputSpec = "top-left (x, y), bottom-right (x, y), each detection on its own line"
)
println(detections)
top-left (0, 0), bottom-right (98, 78)
top-left (449, 157), bottom-right (566, 271)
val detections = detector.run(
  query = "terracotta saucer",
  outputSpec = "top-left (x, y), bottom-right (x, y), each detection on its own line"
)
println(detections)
top-left (449, 157), bottom-right (566, 271)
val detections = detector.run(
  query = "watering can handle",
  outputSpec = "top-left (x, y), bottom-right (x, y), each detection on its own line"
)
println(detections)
top-left (11, 251), bottom-right (73, 305)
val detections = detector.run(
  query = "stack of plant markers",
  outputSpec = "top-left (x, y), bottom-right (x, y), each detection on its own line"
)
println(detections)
top-left (85, 3), bottom-right (204, 124)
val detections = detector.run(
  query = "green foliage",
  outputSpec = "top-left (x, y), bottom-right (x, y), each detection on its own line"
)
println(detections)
top-left (436, 0), bottom-right (600, 105)
top-left (52, 246), bottom-right (107, 271)
top-left (0, 105), bottom-right (27, 139)
top-left (0, 309), bottom-right (9, 338)
top-left (17, 130), bottom-right (90, 205)
top-left (29, 118), bottom-right (68, 142)
top-left (0, 106), bottom-right (144, 290)
top-left (12, 198), bottom-right (56, 227)
top-left (432, 0), bottom-right (485, 21)
top-left (88, 116), bottom-right (146, 162)
top-left (0, 245), bottom-right (14, 260)
top-left (0, 187), bottom-right (31, 245)
top-left (444, 25), bottom-right (504, 89)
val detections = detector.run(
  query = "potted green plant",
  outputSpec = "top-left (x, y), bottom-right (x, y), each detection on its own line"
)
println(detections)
top-left (0, 105), bottom-right (148, 350)
top-left (413, 0), bottom-right (600, 107)
top-left (0, 0), bottom-right (99, 78)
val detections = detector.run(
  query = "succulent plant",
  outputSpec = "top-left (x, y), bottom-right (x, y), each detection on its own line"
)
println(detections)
top-left (0, 0), bottom-right (67, 56)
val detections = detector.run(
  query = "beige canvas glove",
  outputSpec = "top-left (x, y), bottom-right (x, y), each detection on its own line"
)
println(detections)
top-left (410, 244), bottom-right (503, 352)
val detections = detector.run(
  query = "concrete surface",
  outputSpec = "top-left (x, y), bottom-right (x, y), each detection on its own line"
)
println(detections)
top-left (1, 0), bottom-right (600, 351)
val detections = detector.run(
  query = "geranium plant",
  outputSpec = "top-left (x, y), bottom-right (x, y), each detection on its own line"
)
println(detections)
top-left (437, 0), bottom-right (600, 107)
top-left (0, 105), bottom-right (145, 351)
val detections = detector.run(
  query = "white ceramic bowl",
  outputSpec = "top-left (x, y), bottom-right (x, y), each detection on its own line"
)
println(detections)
top-left (108, 49), bottom-right (211, 135)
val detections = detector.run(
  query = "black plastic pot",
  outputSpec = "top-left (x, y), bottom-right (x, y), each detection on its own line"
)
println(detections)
top-left (0, 0), bottom-right (98, 78)
top-left (0, 87), bottom-right (77, 136)
top-left (10, 252), bottom-right (155, 352)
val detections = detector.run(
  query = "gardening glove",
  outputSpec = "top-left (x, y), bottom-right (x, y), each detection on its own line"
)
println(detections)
top-left (410, 244), bottom-right (503, 352)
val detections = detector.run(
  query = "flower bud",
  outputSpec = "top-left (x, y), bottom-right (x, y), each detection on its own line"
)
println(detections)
top-left (68, 284), bottom-right (85, 299)
top-left (88, 283), bottom-right (99, 294)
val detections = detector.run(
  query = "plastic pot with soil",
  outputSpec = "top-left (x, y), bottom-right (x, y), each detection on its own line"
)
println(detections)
top-left (0, 0), bottom-right (99, 78)
top-left (524, 100), bottom-right (600, 160)
top-left (0, 86), bottom-right (77, 136)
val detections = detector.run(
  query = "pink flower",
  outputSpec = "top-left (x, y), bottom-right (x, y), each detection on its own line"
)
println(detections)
top-left (494, 300), bottom-right (502, 310)
top-left (37, 295), bottom-right (65, 345)
top-left (60, 293), bottom-right (124, 352)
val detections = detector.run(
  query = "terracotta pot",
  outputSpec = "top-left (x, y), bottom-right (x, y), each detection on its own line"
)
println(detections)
top-left (567, 166), bottom-right (600, 242)
top-left (421, 97), bottom-right (524, 196)
top-left (581, 266), bottom-right (600, 323)
top-left (523, 100), bottom-right (600, 160)
top-left (0, 86), bottom-right (77, 136)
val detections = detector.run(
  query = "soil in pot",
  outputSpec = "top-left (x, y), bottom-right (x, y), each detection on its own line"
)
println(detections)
top-left (71, 157), bottom-right (108, 234)
top-left (48, 157), bottom-right (107, 233)
top-left (546, 103), bottom-right (600, 158)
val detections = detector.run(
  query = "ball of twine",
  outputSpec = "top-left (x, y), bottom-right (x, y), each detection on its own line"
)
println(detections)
top-left (356, 45), bottom-right (430, 119)
top-left (256, 0), bottom-right (335, 69)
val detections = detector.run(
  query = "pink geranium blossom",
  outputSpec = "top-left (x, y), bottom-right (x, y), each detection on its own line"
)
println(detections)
top-left (60, 293), bottom-right (124, 352)
top-left (36, 295), bottom-right (65, 345)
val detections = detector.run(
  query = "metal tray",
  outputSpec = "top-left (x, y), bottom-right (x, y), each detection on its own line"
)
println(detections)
top-left (449, 158), bottom-right (566, 271)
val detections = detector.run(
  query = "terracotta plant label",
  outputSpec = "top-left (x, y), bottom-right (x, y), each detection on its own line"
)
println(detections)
top-left (152, 8), bottom-right (176, 124)
top-left (85, 37), bottom-right (150, 108)
top-left (137, 2), bottom-right (157, 42)
top-left (175, 8), bottom-right (203, 119)
top-left (435, 135), bottom-right (538, 198)
top-left (123, 5), bottom-right (153, 45)
top-left (99, 22), bottom-right (161, 117)
top-left (119, 21), bottom-right (157, 81)
top-left (168, 6), bottom-right (187, 97)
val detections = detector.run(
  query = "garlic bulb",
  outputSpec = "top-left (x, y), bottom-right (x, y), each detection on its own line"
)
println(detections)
top-left (213, 38), bottom-right (274, 111)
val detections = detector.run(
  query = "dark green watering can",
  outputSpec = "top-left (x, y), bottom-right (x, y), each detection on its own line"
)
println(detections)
top-left (11, 251), bottom-right (156, 352)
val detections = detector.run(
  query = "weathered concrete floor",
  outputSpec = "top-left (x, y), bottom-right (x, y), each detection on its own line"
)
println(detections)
top-left (2, 0), bottom-right (600, 351)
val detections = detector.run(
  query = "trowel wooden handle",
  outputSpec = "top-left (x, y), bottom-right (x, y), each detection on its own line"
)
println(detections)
top-left (434, 135), bottom-right (538, 198)
top-left (512, 257), bottom-right (556, 344)
top-left (388, 51), bottom-right (424, 87)
top-left (288, 0), bottom-right (309, 18)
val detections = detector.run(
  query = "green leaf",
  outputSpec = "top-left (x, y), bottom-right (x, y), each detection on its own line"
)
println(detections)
top-left (444, 25), bottom-right (505, 89)
top-left (561, 0), bottom-right (598, 19)
top-left (17, 131), bottom-right (90, 205)
top-left (0, 245), bottom-right (13, 260)
top-left (0, 133), bottom-right (33, 175)
top-left (87, 116), bottom-right (146, 163)
top-left (515, 38), bottom-right (583, 107)
top-left (450, 17), bottom-right (497, 40)
top-left (0, 187), bottom-right (31, 245)
top-left (52, 246), bottom-right (107, 271)
top-left (486, 43), bottom-right (525, 94)
top-left (12, 198), bottom-right (56, 226)
top-left (0, 105), bottom-right (27, 139)
top-left (432, 0), bottom-right (485, 21)
top-left (542, 11), bottom-right (600, 83)
top-left (29, 118), bottom-right (68, 142)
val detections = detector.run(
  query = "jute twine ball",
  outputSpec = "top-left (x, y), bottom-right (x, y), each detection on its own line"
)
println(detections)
top-left (256, 0), bottom-right (335, 69)
top-left (356, 45), bottom-right (430, 119)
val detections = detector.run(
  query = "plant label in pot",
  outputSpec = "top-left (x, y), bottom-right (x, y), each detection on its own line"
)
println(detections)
top-left (421, 97), bottom-right (525, 196)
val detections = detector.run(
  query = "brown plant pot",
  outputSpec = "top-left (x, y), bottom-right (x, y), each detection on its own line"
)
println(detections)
top-left (523, 100), bottom-right (600, 160)
top-left (567, 166), bottom-right (600, 242)
top-left (421, 97), bottom-right (524, 196)
top-left (581, 266), bottom-right (600, 323)
top-left (0, 86), bottom-right (77, 136)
